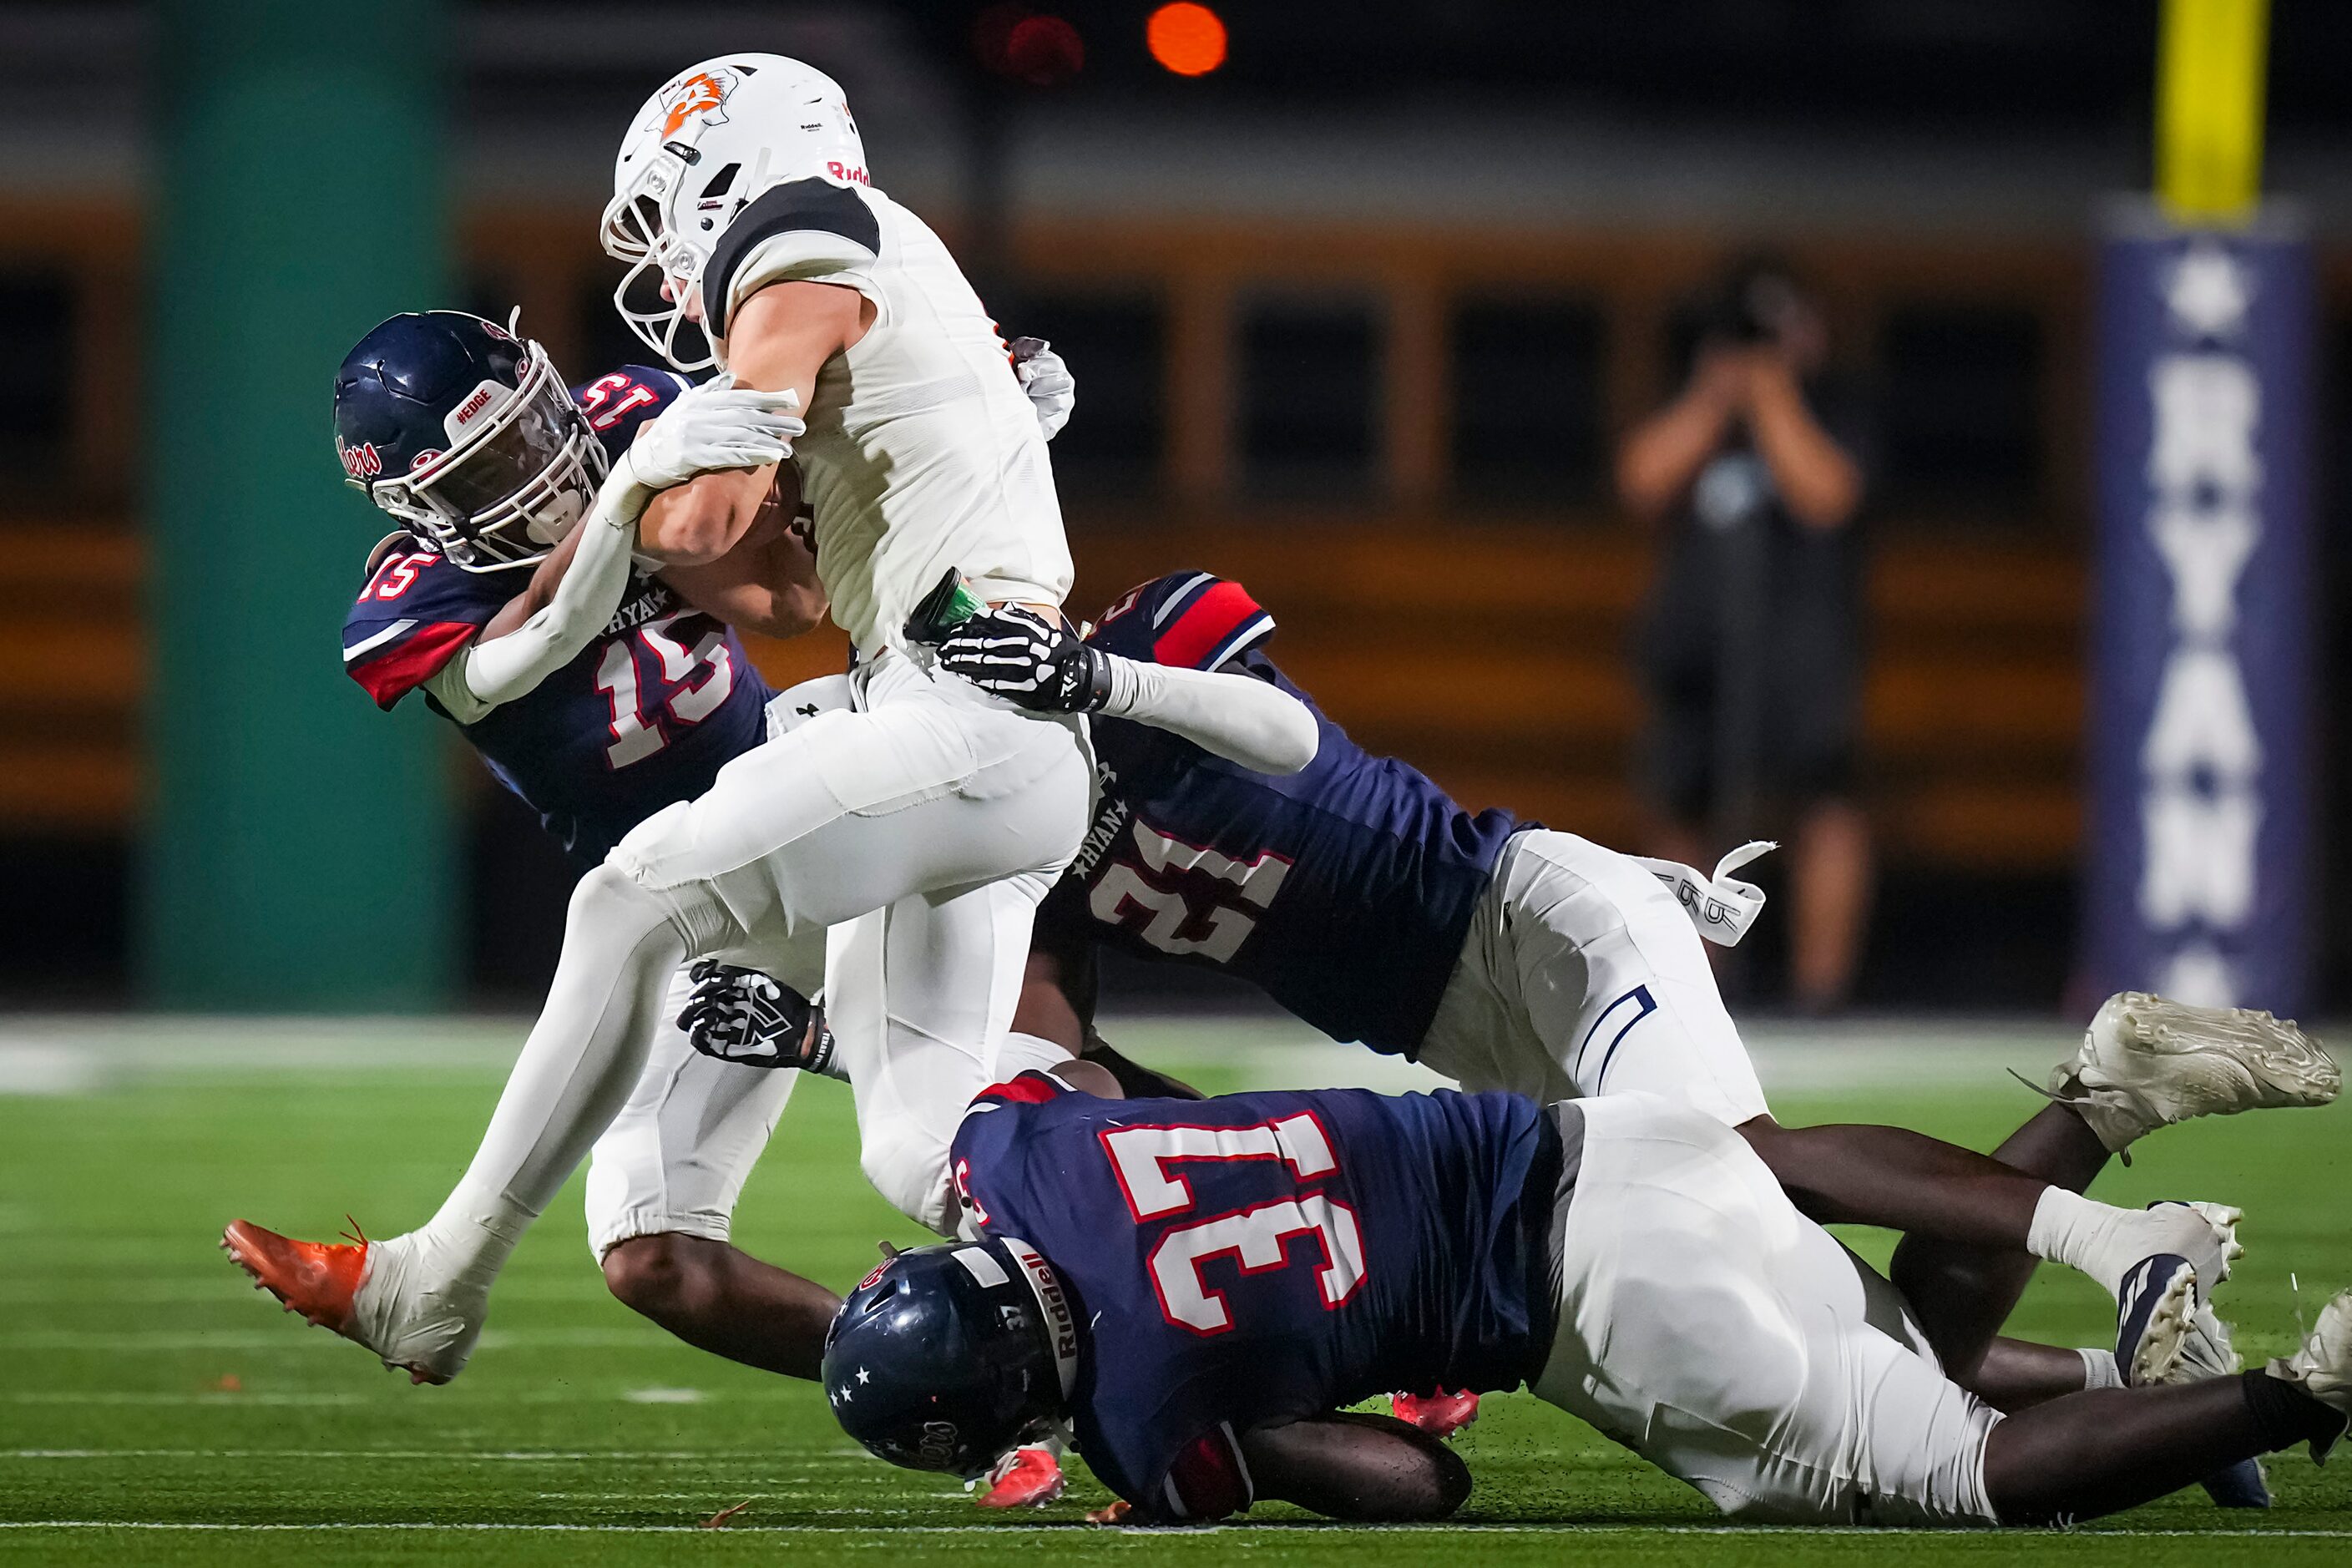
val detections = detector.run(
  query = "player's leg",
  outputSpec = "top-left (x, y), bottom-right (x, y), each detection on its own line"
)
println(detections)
top-left (586, 964), bottom-right (837, 1379)
top-left (1892, 993), bottom-right (2336, 1382)
top-left (1531, 1093), bottom-right (2006, 1525)
top-left (1789, 1249), bottom-right (2341, 1528)
top-left (1449, 832), bottom-right (2233, 1284)
top-left (221, 857), bottom-right (718, 1382)
top-left (226, 676), bottom-right (1086, 1378)
top-left (825, 877), bottom-right (1075, 1236)
top-left (1979, 1364), bottom-right (2346, 1525)
top-left (554, 676), bottom-right (1086, 1238)
top-left (1532, 1094), bottom-right (2347, 1526)
top-left (1882, 1102), bottom-right (2110, 1390)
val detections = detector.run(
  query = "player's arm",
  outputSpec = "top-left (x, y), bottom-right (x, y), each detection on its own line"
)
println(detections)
top-left (473, 517), bottom-right (589, 642)
top-left (1237, 1413), bottom-right (1470, 1523)
top-left (1011, 943), bottom-right (1090, 1056)
top-left (636, 281), bottom-right (870, 566)
top-left (1121, 1411), bottom-right (1465, 1525)
top-left (427, 378), bottom-right (801, 720)
top-left (658, 466), bottom-right (829, 639)
top-left (938, 608), bottom-right (1318, 775)
top-left (1014, 913), bottom-right (1206, 1100)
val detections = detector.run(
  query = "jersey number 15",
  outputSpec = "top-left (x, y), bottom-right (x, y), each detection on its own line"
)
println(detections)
top-left (594, 612), bottom-right (736, 769)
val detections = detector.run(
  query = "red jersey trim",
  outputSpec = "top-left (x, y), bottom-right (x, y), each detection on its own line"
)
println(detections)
top-left (971, 1070), bottom-right (1067, 1108)
top-left (1160, 1422), bottom-right (1252, 1521)
top-left (349, 620), bottom-right (479, 711)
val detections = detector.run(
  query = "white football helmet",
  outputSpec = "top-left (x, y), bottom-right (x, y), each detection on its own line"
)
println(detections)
top-left (601, 54), bottom-right (868, 371)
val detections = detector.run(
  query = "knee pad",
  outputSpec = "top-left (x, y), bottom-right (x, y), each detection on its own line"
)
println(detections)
top-left (569, 859), bottom-right (670, 929)
top-left (609, 800), bottom-right (699, 892)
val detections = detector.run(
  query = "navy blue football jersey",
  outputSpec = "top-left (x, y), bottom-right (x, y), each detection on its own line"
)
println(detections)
top-left (341, 366), bottom-right (772, 864)
top-left (1044, 572), bottom-right (1520, 1055)
top-left (950, 1072), bottom-right (1560, 1519)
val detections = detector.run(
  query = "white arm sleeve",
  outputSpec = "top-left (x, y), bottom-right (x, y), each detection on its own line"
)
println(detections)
top-left (1095, 656), bottom-right (1320, 776)
top-left (425, 459), bottom-right (661, 721)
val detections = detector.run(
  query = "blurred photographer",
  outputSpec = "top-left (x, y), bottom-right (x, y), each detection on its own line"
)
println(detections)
top-left (1617, 255), bottom-right (1871, 1013)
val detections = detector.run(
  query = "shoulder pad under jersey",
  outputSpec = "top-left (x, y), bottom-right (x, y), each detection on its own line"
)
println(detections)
top-left (1089, 570), bottom-right (1274, 671)
top-left (705, 179), bottom-right (882, 340)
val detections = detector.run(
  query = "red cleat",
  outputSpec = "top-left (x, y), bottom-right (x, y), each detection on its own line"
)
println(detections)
top-left (977, 1445), bottom-right (1066, 1509)
top-left (220, 1217), bottom-right (371, 1338)
top-left (1392, 1388), bottom-right (1480, 1438)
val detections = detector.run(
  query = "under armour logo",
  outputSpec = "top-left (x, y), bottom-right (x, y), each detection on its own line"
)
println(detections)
top-left (796, 703), bottom-right (819, 716)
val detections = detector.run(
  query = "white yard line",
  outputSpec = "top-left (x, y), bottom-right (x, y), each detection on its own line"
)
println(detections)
top-left (0, 1328), bottom-right (675, 1350)
top-left (0, 1520), bottom-right (2347, 1538)
top-left (5, 1449), bottom-right (871, 1461)
top-left (3, 1393), bottom-right (372, 1406)
top-left (3, 1389), bottom-right (807, 1407)
top-left (0, 1014), bottom-right (2107, 1099)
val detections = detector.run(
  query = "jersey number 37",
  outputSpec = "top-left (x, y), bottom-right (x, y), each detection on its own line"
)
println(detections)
top-left (1100, 1114), bottom-right (1365, 1337)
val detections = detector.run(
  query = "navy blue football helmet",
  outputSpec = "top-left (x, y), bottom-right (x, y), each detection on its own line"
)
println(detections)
top-left (333, 311), bottom-right (604, 572)
top-left (822, 1238), bottom-right (1075, 1479)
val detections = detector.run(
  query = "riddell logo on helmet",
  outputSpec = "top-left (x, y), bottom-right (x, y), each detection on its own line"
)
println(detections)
top-left (337, 439), bottom-right (382, 481)
top-left (659, 69), bottom-right (733, 139)
top-left (827, 160), bottom-right (869, 185)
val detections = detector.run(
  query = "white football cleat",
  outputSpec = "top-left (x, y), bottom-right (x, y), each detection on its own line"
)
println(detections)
top-left (221, 1222), bottom-right (488, 1384)
top-left (2266, 1288), bottom-right (2352, 1463)
top-left (2168, 1299), bottom-right (2243, 1383)
top-left (345, 1231), bottom-right (491, 1384)
top-left (2048, 993), bottom-right (2339, 1157)
top-left (2111, 1201), bottom-right (2242, 1387)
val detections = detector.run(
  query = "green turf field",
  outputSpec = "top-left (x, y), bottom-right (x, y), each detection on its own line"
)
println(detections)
top-left (1, 1016), bottom-right (2345, 1566)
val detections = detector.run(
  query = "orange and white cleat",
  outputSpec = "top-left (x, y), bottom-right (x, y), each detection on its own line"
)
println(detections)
top-left (220, 1218), bottom-right (478, 1385)
top-left (221, 1218), bottom-right (371, 1333)
top-left (977, 1444), bottom-right (1067, 1509)
top-left (1391, 1388), bottom-right (1480, 1438)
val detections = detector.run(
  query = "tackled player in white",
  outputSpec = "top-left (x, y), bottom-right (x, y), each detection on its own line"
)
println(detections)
top-left (225, 54), bottom-right (1315, 1386)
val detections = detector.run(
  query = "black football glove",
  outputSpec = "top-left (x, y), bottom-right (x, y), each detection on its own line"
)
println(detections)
top-left (676, 960), bottom-right (837, 1074)
top-left (936, 605), bottom-right (1113, 713)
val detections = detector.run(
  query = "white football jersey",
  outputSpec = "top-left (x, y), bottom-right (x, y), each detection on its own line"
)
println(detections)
top-left (704, 179), bottom-right (1072, 655)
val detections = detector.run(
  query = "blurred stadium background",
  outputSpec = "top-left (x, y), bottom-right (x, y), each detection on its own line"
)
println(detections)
top-left (5, 3), bottom-right (2352, 1557)
top-left (0, 0), bottom-right (2340, 1021)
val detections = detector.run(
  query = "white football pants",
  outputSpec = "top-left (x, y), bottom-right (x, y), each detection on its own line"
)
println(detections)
top-left (1536, 1094), bottom-right (2001, 1525)
top-left (417, 650), bottom-right (1091, 1301)
top-left (1415, 829), bottom-right (1772, 1127)
top-left (582, 963), bottom-right (801, 1261)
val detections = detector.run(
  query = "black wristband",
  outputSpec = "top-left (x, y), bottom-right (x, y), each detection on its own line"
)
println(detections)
top-left (1076, 644), bottom-right (1115, 712)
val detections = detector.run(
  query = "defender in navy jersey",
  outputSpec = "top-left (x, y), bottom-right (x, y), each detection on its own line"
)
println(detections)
top-left (1044, 571), bottom-right (1517, 1057)
top-left (1018, 569), bottom-right (1778, 1123)
top-left (235, 305), bottom-right (1174, 1405)
top-left (965, 574), bottom-right (2334, 1480)
top-left (943, 1072), bottom-right (1555, 1515)
top-left (342, 359), bottom-right (776, 865)
top-left (829, 1068), bottom-right (2352, 1529)
top-left (229, 308), bottom-right (850, 1388)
